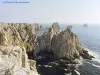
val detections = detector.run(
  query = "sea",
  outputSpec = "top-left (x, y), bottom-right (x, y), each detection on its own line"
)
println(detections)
top-left (37, 24), bottom-right (100, 75)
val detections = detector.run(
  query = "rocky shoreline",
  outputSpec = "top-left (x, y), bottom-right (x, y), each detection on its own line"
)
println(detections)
top-left (0, 22), bottom-right (94, 75)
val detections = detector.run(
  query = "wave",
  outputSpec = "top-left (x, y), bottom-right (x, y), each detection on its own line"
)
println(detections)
top-left (84, 48), bottom-right (100, 62)
top-left (84, 48), bottom-right (100, 69)
top-left (92, 63), bottom-right (100, 68)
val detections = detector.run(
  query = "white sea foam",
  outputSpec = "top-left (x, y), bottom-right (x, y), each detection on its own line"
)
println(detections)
top-left (84, 48), bottom-right (100, 69)
top-left (92, 63), bottom-right (100, 68)
top-left (84, 48), bottom-right (100, 63)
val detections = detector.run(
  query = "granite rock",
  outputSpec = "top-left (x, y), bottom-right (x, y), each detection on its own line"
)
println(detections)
top-left (38, 22), bottom-right (59, 52)
top-left (0, 22), bottom-right (39, 56)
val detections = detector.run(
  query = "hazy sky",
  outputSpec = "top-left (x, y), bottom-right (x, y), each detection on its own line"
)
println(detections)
top-left (0, 0), bottom-right (100, 24)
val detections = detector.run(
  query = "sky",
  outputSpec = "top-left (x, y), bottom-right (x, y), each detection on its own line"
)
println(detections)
top-left (0, 0), bottom-right (100, 24)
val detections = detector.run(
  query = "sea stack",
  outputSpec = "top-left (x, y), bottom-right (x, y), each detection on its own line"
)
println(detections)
top-left (51, 26), bottom-right (93, 60)
top-left (37, 22), bottom-right (59, 52)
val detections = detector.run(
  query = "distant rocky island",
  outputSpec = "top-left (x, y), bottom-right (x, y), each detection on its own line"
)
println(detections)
top-left (82, 24), bottom-right (88, 27)
top-left (0, 22), bottom-right (94, 75)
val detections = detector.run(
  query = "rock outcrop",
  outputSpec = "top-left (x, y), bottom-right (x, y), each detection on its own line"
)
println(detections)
top-left (37, 23), bottom-right (93, 61)
top-left (38, 22), bottom-right (59, 52)
top-left (0, 46), bottom-right (39, 75)
top-left (51, 27), bottom-right (81, 59)
top-left (0, 22), bottom-right (39, 75)
top-left (51, 26), bottom-right (93, 60)
top-left (0, 22), bottom-right (94, 75)
top-left (0, 22), bottom-right (39, 56)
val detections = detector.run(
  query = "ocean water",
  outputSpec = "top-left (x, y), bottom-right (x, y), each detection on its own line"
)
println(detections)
top-left (71, 25), bottom-right (100, 75)
top-left (38, 24), bottom-right (100, 75)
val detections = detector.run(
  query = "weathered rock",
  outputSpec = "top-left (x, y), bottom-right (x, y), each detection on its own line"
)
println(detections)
top-left (80, 49), bottom-right (95, 60)
top-left (0, 46), bottom-right (39, 75)
top-left (0, 22), bottom-right (39, 75)
top-left (0, 22), bottom-right (39, 56)
top-left (67, 25), bottom-right (73, 29)
top-left (51, 27), bottom-right (81, 59)
top-left (38, 22), bottom-right (59, 52)
top-left (34, 23), bottom-right (42, 31)
top-left (51, 26), bottom-right (93, 60)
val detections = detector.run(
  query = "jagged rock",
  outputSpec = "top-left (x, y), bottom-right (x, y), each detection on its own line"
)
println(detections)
top-left (51, 27), bottom-right (81, 59)
top-left (0, 22), bottom-right (94, 75)
top-left (34, 23), bottom-right (42, 31)
top-left (0, 22), bottom-right (39, 75)
top-left (38, 22), bottom-right (59, 52)
top-left (0, 31), bottom-right (7, 45)
top-left (28, 60), bottom-right (37, 71)
top-left (0, 22), bottom-right (39, 56)
top-left (51, 26), bottom-right (93, 60)
top-left (67, 25), bottom-right (72, 29)
top-left (80, 49), bottom-right (95, 60)
top-left (0, 46), bottom-right (39, 75)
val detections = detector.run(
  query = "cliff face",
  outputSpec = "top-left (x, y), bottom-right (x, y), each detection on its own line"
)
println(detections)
top-left (51, 27), bottom-right (93, 60)
top-left (0, 46), bottom-right (39, 75)
top-left (38, 22), bottom-right (59, 52)
top-left (0, 22), bottom-right (39, 56)
top-left (0, 22), bottom-right (39, 75)
top-left (51, 27), bottom-right (82, 59)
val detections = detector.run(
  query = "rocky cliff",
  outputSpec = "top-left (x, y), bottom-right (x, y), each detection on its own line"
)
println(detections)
top-left (0, 22), bottom-right (39, 75)
top-left (0, 22), bottom-right (94, 75)
top-left (0, 22), bottom-right (40, 56)
top-left (0, 46), bottom-right (39, 75)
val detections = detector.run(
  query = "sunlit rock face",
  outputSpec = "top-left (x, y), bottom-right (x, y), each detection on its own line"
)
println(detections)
top-left (0, 22), bottom-right (39, 56)
top-left (0, 46), bottom-right (39, 75)
top-left (38, 22), bottom-right (59, 52)
top-left (51, 27), bottom-right (81, 59)
top-left (51, 27), bottom-right (93, 60)
top-left (0, 22), bottom-right (39, 75)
